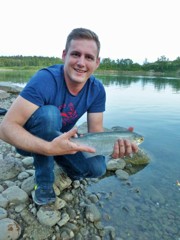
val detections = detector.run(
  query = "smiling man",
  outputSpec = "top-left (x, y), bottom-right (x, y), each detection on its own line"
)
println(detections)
top-left (0, 28), bottom-right (138, 205)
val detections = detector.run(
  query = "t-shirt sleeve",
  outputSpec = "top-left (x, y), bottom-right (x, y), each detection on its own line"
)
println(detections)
top-left (20, 69), bottom-right (56, 106)
top-left (87, 83), bottom-right (106, 113)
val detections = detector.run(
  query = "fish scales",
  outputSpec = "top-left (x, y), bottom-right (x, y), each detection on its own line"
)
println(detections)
top-left (71, 130), bottom-right (144, 157)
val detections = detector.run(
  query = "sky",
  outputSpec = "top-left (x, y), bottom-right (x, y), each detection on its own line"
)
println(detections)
top-left (1, 0), bottom-right (180, 64)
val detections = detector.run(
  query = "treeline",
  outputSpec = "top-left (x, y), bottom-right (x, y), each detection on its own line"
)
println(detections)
top-left (100, 56), bottom-right (180, 73)
top-left (0, 55), bottom-right (180, 73)
top-left (0, 56), bottom-right (63, 68)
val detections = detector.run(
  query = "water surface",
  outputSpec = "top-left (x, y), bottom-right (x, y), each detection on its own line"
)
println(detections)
top-left (79, 75), bottom-right (180, 240)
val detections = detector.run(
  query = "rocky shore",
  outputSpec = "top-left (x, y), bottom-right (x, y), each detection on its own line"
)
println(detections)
top-left (0, 83), bottom-right (149, 240)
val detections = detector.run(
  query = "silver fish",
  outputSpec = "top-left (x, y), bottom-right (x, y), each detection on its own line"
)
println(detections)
top-left (71, 130), bottom-right (144, 158)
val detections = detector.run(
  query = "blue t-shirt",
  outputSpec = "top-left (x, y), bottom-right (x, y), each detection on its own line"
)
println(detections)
top-left (20, 64), bottom-right (106, 132)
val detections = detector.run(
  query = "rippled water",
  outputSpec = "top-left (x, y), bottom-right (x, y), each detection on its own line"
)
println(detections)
top-left (79, 75), bottom-right (180, 240)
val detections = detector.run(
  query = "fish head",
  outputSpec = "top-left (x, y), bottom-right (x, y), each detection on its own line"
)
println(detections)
top-left (133, 133), bottom-right (144, 145)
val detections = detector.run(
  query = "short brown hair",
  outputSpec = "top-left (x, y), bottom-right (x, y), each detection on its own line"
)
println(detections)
top-left (65, 28), bottom-right (101, 57)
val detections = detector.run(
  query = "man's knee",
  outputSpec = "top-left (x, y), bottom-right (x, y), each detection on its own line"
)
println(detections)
top-left (24, 105), bottom-right (62, 140)
top-left (34, 105), bottom-right (61, 129)
top-left (88, 155), bottom-right (106, 178)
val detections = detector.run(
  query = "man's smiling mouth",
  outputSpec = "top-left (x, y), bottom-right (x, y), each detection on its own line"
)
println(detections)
top-left (74, 68), bottom-right (87, 73)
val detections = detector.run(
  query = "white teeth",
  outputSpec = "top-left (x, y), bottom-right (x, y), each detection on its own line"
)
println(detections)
top-left (75, 69), bottom-right (85, 73)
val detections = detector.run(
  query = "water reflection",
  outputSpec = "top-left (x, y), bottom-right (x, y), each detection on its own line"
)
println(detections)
top-left (1, 70), bottom-right (180, 92)
top-left (0, 69), bottom-right (36, 84)
top-left (95, 74), bottom-right (180, 92)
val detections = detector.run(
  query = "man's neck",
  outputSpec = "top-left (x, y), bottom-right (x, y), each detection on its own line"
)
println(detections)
top-left (65, 79), bottom-right (86, 96)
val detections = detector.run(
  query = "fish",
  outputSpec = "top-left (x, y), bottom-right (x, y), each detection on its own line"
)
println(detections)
top-left (71, 130), bottom-right (144, 158)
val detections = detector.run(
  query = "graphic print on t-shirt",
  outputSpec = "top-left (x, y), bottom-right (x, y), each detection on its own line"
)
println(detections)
top-left (59, 103), bottom-right (78, 126)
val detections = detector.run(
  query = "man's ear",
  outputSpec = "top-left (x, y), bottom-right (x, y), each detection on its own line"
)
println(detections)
top-left (62, 50), bottom-right (66, 61)
top-left (96, 57), bottom-right (100, 69)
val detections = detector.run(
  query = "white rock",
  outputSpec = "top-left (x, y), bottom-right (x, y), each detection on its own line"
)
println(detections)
top-left (107, 159), bottom-right (126, 171)
top-left (0, 218), bottom-right (21, 240)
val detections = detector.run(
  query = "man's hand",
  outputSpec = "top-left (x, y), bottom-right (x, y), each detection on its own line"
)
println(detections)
top-left (111, 139), bottom-right (138, 159)
top-left (46, 128), bottom-right (96, 156)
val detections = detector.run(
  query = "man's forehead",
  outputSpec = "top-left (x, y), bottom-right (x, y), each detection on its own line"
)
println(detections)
top-left (69, 39), bottom-right (98, 54)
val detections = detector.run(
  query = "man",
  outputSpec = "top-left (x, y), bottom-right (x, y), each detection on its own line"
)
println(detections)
top-left (0, 28), bottom-right (138, 205)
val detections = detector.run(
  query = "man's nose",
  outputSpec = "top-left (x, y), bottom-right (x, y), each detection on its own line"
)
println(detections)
top-left (77, 56), bottom-right (85, 66)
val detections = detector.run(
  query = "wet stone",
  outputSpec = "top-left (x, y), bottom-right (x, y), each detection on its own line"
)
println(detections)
top-left (85, 204), bottom-right (101, 222)
top-left (115, 169), bottom-right (129, 180)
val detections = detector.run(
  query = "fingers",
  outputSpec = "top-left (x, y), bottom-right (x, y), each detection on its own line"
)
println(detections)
top-left (131, 142), bottom-right (138, 153)
top-left (112, 139), bottom-right (138, 159)
top-left (64, 127), bottom-right (78, 139)
top-left (60, 129), bottom-right (96, 154)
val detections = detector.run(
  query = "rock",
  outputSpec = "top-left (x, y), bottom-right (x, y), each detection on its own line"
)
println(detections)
top-left (124, 150), bottom-right (150, 166)
top-left (85, 204), bottom-right (101, 222)
top-left (0, 82), bottom-right (23, 94)
top-left (0, 155), bottom-right (23, 180)
top-left (0, 218), bottom-right (21, 240)
top-left (0, 185), bottom-right (4, 193)
top-left (59, 227), bottom-right (75, 239)
top-left (21, 176), bottom-right (35, 195)
top-left (2, 186), bottom-right (29, 204)
top-left (57, 213), bottom-right (70, 227)
top-left (54, 164), bottom-right (72, 190)
top-left (0, 194), bottom-right (8, 208)
top-left (0, 89), bottom-right (10, 99)
top-left (21, 208), bottom-right (53, 239)
top-left (22, 156), bottom-right (34, 166)
top-left (107, 159), bottom-right (126, 171)
top-left (115, 169), bottom-right (129, 180)
top-left (0, 207), bottom-right (7, 219)
top-left (18, 171), bottom-right (30, 180)
top-left (61, 192), bottom-right (74, 202)
top-left (54, 197), bottom-right (66, 210)
top-left (37, 206), bottom-right (61, 226)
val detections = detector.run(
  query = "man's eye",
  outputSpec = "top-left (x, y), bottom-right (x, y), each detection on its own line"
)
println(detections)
top-left (86, 55), bottom-right (94, 61)
top-left (72, 52), bottom-right (80, 57)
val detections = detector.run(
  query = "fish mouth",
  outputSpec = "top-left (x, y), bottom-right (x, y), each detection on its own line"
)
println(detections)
top-left (137, 137), bottom-right (144, 144)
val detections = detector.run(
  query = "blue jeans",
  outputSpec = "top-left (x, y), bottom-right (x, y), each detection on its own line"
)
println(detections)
top-left (17, 105), bottom-right (106, 185)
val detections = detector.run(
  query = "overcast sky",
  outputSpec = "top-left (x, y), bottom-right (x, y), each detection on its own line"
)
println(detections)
top-left (1, 0), bottom-right (180, 64)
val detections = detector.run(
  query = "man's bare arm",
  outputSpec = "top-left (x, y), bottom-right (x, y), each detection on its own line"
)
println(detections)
top-left (87, 112), bottom-right (104, 133)
top-left (0, 96), bottom-right (95, 156)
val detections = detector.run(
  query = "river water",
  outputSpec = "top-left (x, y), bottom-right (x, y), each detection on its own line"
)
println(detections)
top-left (83, 75), bottom-right (180, 240)
top-left (1, 72), bottom-right (180, 239)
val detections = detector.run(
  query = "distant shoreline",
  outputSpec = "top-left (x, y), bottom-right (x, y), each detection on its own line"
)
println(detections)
top-left (0, 66), bottom-right (180, 78)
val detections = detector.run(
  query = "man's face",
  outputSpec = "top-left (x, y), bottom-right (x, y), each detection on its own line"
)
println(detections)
top-left (62, 39), bottom-right (100, 85)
